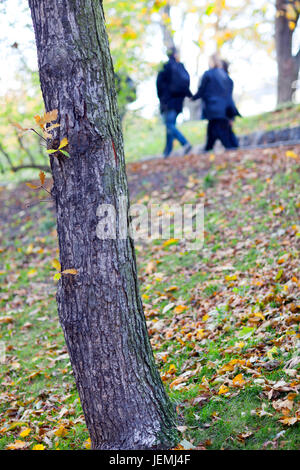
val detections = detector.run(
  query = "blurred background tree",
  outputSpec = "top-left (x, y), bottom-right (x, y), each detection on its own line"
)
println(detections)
top-left (275, 0), bottom-right (300, 104)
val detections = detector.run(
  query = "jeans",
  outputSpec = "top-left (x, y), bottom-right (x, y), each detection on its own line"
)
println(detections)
top-left (162, 110), bottom-right (188, 157)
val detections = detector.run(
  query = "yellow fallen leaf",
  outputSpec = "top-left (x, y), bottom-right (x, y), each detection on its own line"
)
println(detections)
top-left (168, 364), bottom-right (176, 374)
top-left (164, 286), bottom-right (178, 292)
top-left (54, 425), bottom-right (68, 437)
top-left (84, 438), bottom-right (91, 449)
top-left (225, 274), bottom-right (237, 281)
top-left (201, 376), bottom-right (209, 387)
top-left (196, 328), bottom-right (206, 339)
top-left (232, 373), bottom-right (246, 386)
top-left (163, 238), bottom-right (178, 247)
top-left (266, 346), bottom-right (278, 360)
top-left (219, 358), bottom-right (246, 373)
top-left (19, 428), bottom-right (31, 438)
top-left (176, 336), bottom-right (186, 346)
top-left (254, 312), bottom-right (265, 321)
top-left (27, 268), bottom-right (37, 278)
top-left (218, 384), bottom-right (229, 395)
top-left (32, 444), bottom-right (45, 450)
top-left (285, 150), bottom-right (298, 159)
top-left (174, 305), bottom-right (188, 314)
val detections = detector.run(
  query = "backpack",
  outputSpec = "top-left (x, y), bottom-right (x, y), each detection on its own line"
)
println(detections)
top-left (169, 62), bottom-right (190, 96)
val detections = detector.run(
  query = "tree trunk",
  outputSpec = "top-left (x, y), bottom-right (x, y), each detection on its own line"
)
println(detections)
top-left (28, 0), bottom-right (178, 450)
top-left (161, 4), bottom-right (176, 51)
top-left (275, 0), bottom-right (300, 104)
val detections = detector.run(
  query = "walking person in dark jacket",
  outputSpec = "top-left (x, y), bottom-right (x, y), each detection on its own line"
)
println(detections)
top-left (221, 60), bottom-right (241, 149)
top-left (156, 47), bottom-right (193, 158)
top-left (192, 54), bottom-right (239, 152)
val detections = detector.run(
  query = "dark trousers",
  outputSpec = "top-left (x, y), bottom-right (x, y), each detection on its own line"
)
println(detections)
top-left (162, 110), bottom-right (188, 157)
top-left (205, 119), bottom-right (239, 151)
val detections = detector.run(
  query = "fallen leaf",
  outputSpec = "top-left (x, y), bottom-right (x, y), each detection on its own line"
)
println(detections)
top-left (218, 384), bottom-right (229, 395)
top-left (32, 444), bottom-right (45, 450)
top-left (19, 428), bottom-right (31, 438)
top-left (6, 440), bottom-right (27, 450)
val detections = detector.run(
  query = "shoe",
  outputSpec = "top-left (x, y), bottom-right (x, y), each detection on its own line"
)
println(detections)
top-left (183, 143), bottom-right (192, 155)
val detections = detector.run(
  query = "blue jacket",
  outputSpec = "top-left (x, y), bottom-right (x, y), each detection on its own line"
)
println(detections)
top-left (156, 56), bottom-right (192, 114)
top-left (193, 67), bottom-right (239, 120)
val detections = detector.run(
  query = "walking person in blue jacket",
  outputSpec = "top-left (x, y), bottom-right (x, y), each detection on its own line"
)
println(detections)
top-left (192, 54), bottom-right (239, 152)
top-left (221, 59), bottom-right (241, 149)
top-left (156, 47), bottom-right (193, 158)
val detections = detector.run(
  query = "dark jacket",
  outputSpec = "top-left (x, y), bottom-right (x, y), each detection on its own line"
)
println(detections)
top-left (193, 67), bottom-right (239, 120)
top-left (156, 56), bottom-right (192, 114)
top-left (224, 74), bottom-right (241, 120)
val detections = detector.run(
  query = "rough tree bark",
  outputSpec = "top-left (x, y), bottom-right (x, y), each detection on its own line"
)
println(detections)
top-left (275, 0), bottom-right (300, 104)
top-left (28, 0), bottom-right (178, 450)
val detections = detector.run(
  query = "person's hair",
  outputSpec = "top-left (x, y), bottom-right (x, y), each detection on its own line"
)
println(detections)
top-left (167, 46), bottom-right (178, 58)
top-left (209, 53), bottom-right (222, 69)
top-left (221, 60), bottom-right (230, 73)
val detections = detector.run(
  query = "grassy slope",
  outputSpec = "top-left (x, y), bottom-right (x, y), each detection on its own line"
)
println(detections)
top-left (0, 143), bottom-right (299, 450)
top-left (123, 103), bottom-right (300, 162)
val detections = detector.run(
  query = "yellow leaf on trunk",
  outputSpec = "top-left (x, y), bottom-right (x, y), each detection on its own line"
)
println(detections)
top-left (61, 269), bottom-right (78, 275)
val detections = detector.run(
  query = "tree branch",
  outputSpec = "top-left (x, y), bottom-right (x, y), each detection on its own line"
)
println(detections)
top-left (0, 141), bottom-right (50, 174)
top-left (11, 164), bottom-right (51, 173)
top-left (0, 142), bottom-right (14, 168)
top-left (15, 132), bottom-right (36, 165)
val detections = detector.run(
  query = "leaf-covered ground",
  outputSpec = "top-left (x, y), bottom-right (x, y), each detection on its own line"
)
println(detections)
top-left (0, 144), bottom-right (299, 450)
